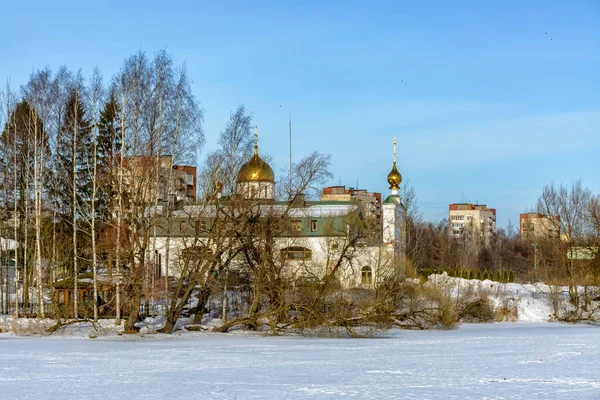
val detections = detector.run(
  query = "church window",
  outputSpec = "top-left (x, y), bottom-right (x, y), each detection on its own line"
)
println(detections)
top-left (291, 220), bottom-right (301, 232)
top-left (361, 266), bottom-right (373, 285)
top-left (311, 220), bottom-right (318, 232)
top-left (281, 246), bottom-right (312, 261)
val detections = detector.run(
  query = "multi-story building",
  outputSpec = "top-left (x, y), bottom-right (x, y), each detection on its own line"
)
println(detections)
top-left (125, 155), bottom-right (197, 204)
top-left (449, 203), bottom-right (496, 245)
top-left (320, 186), bottom-right (382, 228)
top-left (519, 212), bottom-right (560, 241)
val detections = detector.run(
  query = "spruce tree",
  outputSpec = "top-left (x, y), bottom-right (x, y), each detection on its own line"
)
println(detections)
top-left (1, 101), bottom-right (47, 306)
top-left (96, 94), bottom-right (121, 223)
top-left (55, 90), bottom-right (92, 284)
top-left (56, 90), bottom-right (93, 220)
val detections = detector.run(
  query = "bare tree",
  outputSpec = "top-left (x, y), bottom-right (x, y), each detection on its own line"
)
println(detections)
top-left (537, 180), bottom-right (595, 303)
top-left (23, 69), bottom-right (54, 318)
top-left (88, 68), bottom-right (104, 322)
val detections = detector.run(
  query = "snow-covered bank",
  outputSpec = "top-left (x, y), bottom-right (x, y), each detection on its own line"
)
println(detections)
top-left (427, 274), bottom-right (599, 323)
top-left (1, 276), bottom-right (597, 338)
top-left (0, 323), bottom-right (598, 399)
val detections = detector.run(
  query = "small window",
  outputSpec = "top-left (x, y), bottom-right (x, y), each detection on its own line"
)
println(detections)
top-left (361, 266), bottom-right (373, 285)
top-left (291, 220), bottom-right (301, 232)
top-left (331, 242), bottom-right (339, 250)
top-left (311, 220), bottom-right (318, 232)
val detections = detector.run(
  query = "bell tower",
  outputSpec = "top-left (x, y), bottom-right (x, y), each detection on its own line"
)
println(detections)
top-left (382, 138), bottom-right (405, 267)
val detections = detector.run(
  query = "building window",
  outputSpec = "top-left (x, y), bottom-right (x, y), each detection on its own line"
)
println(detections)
top-left (361, 266), bottom-right (373, 285)
top-left (291, 220), bottom-right (301, 232)
top-left (331, 242), bottom-right (339, 250)
top-left (311, 220), bottom-right (318, 232)
top-left (281, 246), bottom-right (312, 261)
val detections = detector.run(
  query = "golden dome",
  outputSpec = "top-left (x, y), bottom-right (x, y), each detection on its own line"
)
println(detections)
top-left (236, 146), bottom-right (275, 183)
top-left (387, 161), bottom-right (402, 190)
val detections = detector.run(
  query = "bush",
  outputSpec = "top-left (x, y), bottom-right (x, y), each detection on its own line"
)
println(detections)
top-left (459, 297), bottom-right (495, 322)
top-left (392, 282), bottom-right (457, 329)
top-left (456, 287), bottom-right (495, 323)
top-left (495, 298), bottom-right (518, 322)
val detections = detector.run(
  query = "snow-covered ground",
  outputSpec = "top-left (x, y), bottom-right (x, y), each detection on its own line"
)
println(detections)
top-left (429, 274), bottom-right (599, 322)
top-left (0, 278), bottom-right (598, 398)
top-left (0, 323), bottom-right (599, 399)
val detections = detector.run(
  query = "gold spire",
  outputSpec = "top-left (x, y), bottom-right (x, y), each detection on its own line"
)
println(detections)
top-left (236, 125), bottom-right (275, 183)
top-left (387, 137), bottom-right (402, 190)
top-left (253, 125), bottom-right (259, 155)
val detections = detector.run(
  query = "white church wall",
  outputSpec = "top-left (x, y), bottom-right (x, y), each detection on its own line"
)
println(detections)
top-left (149, 234), bottom-right (399, 290)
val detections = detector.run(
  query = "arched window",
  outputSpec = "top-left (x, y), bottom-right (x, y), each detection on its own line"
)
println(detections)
top-left (361, 266), bottom-right (373, 285)
top-left (281, 246), bottom-right (312, 261)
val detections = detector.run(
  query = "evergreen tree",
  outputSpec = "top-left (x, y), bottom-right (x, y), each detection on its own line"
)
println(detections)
top-left (1, 101), bottom-right (48, 309)
top-left (56, 90), bottom-right (93, 221)
top-left (96, 94), bottom-right (121, 222)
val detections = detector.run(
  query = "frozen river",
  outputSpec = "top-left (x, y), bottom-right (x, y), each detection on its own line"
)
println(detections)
top-left (1, 323), bottom-right (598, 399)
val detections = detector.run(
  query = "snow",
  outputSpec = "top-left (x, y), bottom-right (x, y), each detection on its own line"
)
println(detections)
top-left (0, 323), bottom-right (599, 399)
top-left (0, 278), bottom-right (598, 398)
top-left (428, 274), bottom-right (599, 322)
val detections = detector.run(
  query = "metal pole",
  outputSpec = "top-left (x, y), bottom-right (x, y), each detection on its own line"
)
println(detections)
top-left (533, 241), bottom-right (537, 280)
top-left (289, 113), bottom-right (292, 181)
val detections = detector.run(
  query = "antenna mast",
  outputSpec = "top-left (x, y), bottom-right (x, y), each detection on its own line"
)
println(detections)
top-left (289, 113), bottom-right (292, 181)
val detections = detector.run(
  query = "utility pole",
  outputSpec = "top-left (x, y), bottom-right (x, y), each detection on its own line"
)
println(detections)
top-left (533, 241), bottom-right (537, 281)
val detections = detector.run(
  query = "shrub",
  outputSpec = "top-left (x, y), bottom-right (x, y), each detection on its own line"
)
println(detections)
top-left (456, 286), bottom-right (495, 323)
top-left (508, 270), bottom-right (515, 283)
top-left (392, 282), bottom-right (457, 329)
top-left (495, 298), bottom-right (518, 322)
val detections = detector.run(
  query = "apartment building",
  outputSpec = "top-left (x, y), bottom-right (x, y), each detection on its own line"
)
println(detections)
top-left (125, 155), bottom-right (197, 203)
top-left (449, 203), bottom-right (496, 244)
top-left (321, 185), bottom-right (382, 226)
top-left (519, 212), bottom-right (560, 241)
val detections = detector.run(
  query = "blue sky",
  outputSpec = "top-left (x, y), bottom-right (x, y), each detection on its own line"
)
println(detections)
top-left (1, 0), bottom-right (599, 228)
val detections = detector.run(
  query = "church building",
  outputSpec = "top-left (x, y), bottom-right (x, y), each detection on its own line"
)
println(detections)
top-left (149, 134), bottom-right (406, 288)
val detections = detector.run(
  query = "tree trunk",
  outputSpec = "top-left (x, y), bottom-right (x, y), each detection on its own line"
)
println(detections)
top-left (12, 107), bottom-right (19, 318)
top-left (33, 110), bottom-right (45, 318)
top-left (72, 95), bottom-right (78, 320)
top-left (114, 93), bottom-right (126, 326)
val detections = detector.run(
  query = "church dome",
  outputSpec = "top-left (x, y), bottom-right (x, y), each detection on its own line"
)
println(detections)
top-left (236, 146), bottom-right (275, 183)
top-left (387, 162), bottom-right (402, 190)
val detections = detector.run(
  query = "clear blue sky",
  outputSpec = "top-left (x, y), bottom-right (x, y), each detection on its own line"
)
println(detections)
top-left (1, 0), bottom-right (599, 229)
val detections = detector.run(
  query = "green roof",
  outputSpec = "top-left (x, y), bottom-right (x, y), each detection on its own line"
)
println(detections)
top-left (382, 194), bottom-right (401, 204)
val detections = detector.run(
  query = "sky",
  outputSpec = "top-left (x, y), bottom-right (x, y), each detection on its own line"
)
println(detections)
top-left (1, 0), bottom-right (599, 229)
